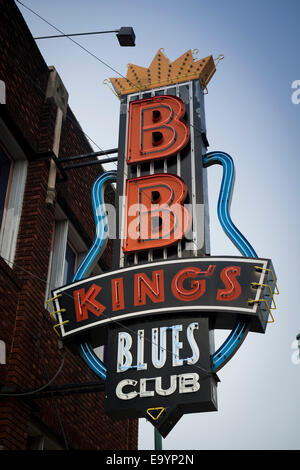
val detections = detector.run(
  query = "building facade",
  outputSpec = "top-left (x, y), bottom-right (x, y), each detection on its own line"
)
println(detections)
top-left (0, 0), bottom-right (138, 450)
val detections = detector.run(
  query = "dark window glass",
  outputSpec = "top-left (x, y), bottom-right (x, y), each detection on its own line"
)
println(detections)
top-left (63, 242), bottom-right (76, 285)
top-left (0, 149), bottom-right (11, 228)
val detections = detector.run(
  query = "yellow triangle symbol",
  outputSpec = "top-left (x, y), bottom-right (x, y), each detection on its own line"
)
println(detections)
top-left (146, 407), bottom-right (165, 421)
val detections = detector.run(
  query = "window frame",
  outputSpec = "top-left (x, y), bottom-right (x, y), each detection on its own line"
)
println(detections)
top-left (0, 146), bottom-right (13, 230)
top-left (63, 238), bottom-right (78, 286)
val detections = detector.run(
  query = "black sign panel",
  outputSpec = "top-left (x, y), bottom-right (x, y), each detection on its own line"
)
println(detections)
top-left (104, 315), bottom-right (218, 437)
top-left (52, 257), bottom-right (274, 349)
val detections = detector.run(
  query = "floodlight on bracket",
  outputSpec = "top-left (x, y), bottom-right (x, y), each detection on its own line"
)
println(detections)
top-left (34, 26), bottom-right (135, 46)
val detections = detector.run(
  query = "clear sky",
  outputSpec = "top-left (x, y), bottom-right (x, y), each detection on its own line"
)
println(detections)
top-left (16, 0), bottom-right (300, 450)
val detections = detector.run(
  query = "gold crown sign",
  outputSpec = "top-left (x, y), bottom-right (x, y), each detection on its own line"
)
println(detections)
top-left (108, 49), bottom-right (220, 97)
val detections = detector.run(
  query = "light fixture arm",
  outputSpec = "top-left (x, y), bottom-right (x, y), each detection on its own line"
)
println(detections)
top-left (34, 26), bottom-right (135, 46)
top-left (34, 29), bottom-right (120, 40)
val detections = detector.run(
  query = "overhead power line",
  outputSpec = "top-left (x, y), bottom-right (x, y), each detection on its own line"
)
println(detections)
top-left (16, 1), bottom-right (138, 87)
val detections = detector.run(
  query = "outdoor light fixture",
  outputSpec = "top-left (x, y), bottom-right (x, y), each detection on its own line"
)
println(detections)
top-left (116, 27), bottom-right (135, 47)
top-left (297, 333), bottom-right (300, 358)
top-left (34, 26), bottom-right (135, 46)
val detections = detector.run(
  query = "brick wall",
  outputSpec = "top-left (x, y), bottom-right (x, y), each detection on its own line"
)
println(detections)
top-left (0, 0), bottom-right (138, 450)
top-left (0, 0), bottom-right (49, 153)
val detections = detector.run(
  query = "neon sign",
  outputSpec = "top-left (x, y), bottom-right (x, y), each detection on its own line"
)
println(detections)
top-left (50, 49), bottom-right (278, 437)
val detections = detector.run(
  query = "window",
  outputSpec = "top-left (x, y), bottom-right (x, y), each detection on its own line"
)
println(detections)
top-left (46, 219), bottom-right (78, 300)
top-left (46, 206), bottom-right (102, 301)
top-left (27, 423), bottom-right (64, 450)
top-left (0, 119), bottom-right (28, 266)
top-left (46, 206), bottom-right (104, 360)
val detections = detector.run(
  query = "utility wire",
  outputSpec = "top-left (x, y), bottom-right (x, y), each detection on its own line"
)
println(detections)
top-left (0, 349), bottom-right (65, 397)
top-left (15, 0), bottom-right (205, 144)
top-left (14, 0), bottom-right (207, 192)
top-left (3, 49), bottom-right (105, 153)
top-left (15, 0), bottom-right (140, 91)
top-left (36, 336), bottom-right (69, 450)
